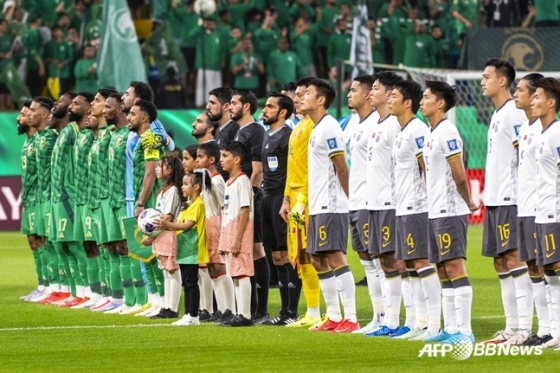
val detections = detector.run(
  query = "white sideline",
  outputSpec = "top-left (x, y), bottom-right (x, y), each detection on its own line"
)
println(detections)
top-left (0, 316), bottom-right (504, 332)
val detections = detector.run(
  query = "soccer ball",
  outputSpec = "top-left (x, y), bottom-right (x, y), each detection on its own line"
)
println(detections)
top-left (137, 208), bottom-right (163, 237)
top-left (194, 0), bottom-right (216, 17)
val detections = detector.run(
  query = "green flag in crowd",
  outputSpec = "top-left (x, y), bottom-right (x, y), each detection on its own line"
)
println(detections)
top-left (349, 0), bottom-right (373, 79)
top-left (0, 62), bottom-right (31, 108)
top-left (97, 0), bottom-right (147, 93)
top-left (144, 20), bottom-right (188, 78)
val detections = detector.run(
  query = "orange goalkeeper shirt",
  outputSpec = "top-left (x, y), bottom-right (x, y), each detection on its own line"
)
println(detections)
top-left (284, 115), bottom-right (314, 198)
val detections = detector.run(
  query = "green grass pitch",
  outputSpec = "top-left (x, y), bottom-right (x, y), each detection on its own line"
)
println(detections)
top-left (0, 226), bottom-right (555, 373)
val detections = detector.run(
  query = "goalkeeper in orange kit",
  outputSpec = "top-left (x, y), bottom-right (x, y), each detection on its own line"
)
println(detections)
top-left (279, 77), bottom-right (323, 328)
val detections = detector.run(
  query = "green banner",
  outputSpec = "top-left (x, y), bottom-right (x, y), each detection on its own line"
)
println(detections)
top-left (462, 27), bottom-right (560, 71)
top-left (123, 217), bottom-right (156, 263)
top-left (0, 109), bottom-right (200, 177)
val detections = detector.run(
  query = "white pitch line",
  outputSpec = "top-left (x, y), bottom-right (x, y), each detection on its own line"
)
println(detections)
top-left (0, 316), bottom-right (505, 332)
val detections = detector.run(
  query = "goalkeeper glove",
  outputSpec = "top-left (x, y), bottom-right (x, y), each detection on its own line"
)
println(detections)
top-left (290, 193), bottom-right (307, 227)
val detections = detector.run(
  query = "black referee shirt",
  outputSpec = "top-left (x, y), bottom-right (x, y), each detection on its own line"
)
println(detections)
top-left (262, 125), bottom-right (291, 196)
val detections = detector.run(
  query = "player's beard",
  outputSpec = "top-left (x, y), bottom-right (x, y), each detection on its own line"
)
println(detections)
top-left (68, 111), bottom-right (83, 123)
top-left (192, 127), bottom-right (206, 138)
top-left (52, 105), bottom-right (68, 119)
top-left (17, 121), bottom-right (29, 135)
top-left (207, 109), bottom-right (222, 121)
top-left (105, 114), bottom-right (117, 125)
top-left (262, 114), bottom-right (278, 126)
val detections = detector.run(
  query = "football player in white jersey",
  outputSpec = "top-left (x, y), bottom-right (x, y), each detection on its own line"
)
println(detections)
top-left (530, 78), bottom-right (560, 349)
top-left (346, 74), bottom-right (385, 334)
top-left (513, 73), bottom-right (552, 346)
top-left (481, 59), bottom-right (534, 344)
top-left (389, 79), bottom-right (442, 340)
top-left (420, 80), bottom-right (479, 344)
top-left (364, 71), bottom-right (412, 338)
top-left (301, 78), bottom-right (359, 333)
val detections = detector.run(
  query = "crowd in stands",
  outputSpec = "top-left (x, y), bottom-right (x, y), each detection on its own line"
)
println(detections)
top-left (0, 0), bottom-right (558, 110)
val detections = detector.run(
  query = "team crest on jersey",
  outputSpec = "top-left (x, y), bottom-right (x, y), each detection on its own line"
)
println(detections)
top-left (415, 136), bottom-right (424, 149)
top-left (375, 131), bottom-right (382, 142)
top-left (514, 124), bottom-right (521, 137)
top-left (116, 136), bottom-right (123, 146)
top-left (40, 137), bottom-right (46, 148)
top-left (395, 139), bottom-right (402, 149)
top-left (539, 143), bottom-right (544, 154)
top-left (310, 136), bottom-right (315, 148)
top-left (27, 143), bottom-right (33, 154)
top-left (492, 121), bottom-right (499, 132)
top-left (527, 134), bottom-right (534, 145)
top-left (447, 139), bottom-right (458, 151)
top-left (355, 130), bottom-right (363, 142)
top-left (327, 138), bottom-right (338, 150)
top-left (268, 156), bottom-right (278, 171)
top-left (80, 136), bottom-right (87, 145)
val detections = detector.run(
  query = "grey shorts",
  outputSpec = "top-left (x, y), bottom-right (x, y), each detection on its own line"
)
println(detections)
top-left (482, 205), bottom-right (519, 257)
top-left (536, 223), bottom-right (560, 266)
top-left (349, 210), bottom-right (370, 253)
top-left (396, 213), bottom-right (429, 261)
top-left (518, 216), bottom-right (538, 263)
top-left (368, 209), bottom-right (397, 256)
top-left (428, 215), bottom-right (468, 264)
top-left (307, 213), bottom-right (349, 255)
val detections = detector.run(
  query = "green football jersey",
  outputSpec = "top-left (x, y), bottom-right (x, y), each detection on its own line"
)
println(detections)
top-left (108, 126), bottom-right (129, 208)
top-left (51, 123), bottom-right (79, 203)
top-left (21, 134), bottom-right (38, 207)
top-left (88, 125), bottom-right (113, 209)
top-left (35, 128), bottom-right (58, 204)
top-left (132, 129), bottom-right (164, 208)
top-left (74, 129), bottom-right (94, 206)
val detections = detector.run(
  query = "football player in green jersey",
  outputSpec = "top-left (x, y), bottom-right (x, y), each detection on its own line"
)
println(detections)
top-left (17, 100), bottom-right (43, 301)
top-left (125, 99), bottom-right (166, 315)
top-left (93, 93), bottom-right (137, 313)
top-left (25, 96), bottom-right (60, 303)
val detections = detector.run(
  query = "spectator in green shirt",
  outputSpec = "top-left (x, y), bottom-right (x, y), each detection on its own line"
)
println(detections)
top-left (403, 20), bottom-right (436, 68)
top-left (327, 17), bottom-right (352, 70)
top-left (290, 15), bottom-right (316, 77)
top-left (191, 17), bottom-right (227, 107)
top-left (253, 10), bottom-right (281, 67)
top-left (430, 24), bottom-right (448, 68)
top-left (451, 0), bottom-right (481, 35)
top-left (230, 36), bottom-right (264, 92)
top-left (74, 44), bottom-right (98, 93)
top-left (316, 0), bottom-right (339, 76)
top-left (43, 25), bottom-right (73, 95)
top-left (524, 0), bottom-right (560, 27)
top-left (0, 19), bottom-right (13, 110)
top-left (25, 14), bottom-right (45, 98)
top-left (290, 0), bottom-right (317, 22)
top-left (267, 37), bottom-right (305, 92)
top-left (429, 0), bottom-right (451, 32)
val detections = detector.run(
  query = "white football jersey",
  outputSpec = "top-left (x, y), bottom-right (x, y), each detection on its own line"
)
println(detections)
top-left (202, 172), bottom-right (225, 218)
top-left (349, 110), bottom-right (379, 211)
top-left (393, 118), bottom-right (429, 216)
top-left (485, 99), bottom-right (527, 206)
top-left (423, 119), bottom-right (470, 219)
top-left (535, 121), bottom-right (560, 224)
top-left (366, 115), bottom-right (401, 211)
top-left (517, 119), bottom-right (542, 217)
top-left (308, 115), bottom-right (348, 215)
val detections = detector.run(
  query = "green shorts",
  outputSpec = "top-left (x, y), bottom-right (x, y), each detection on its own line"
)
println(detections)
top-left (34, 202), bottom-right (46, 236)
top-left (107, 205), bottom-right (127, 243)
top-left (44, 201), bottom-right (53, 239)
top-left (21, 205), bottom-right (37, 235)
top-left (94, 199), bottom-right (111, 245)
top-left (51, 200), bottom-right (76, 242)
top-left (74, 204), bottom-right (95, 241)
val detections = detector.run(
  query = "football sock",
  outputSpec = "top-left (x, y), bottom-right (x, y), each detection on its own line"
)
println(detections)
top-left (300, 263), bottom-right (321, 317)
top-left (452, 276), bottom-right (473, 335)
top-left (511, 266), bottom-right (534, 331)
top-left (254, 257), bottom-right (270, 316)
top-left (168, 269), bottom-right (182, 313)
top-left (55, 242), bottom-right (72, 292)
top-left (532, 276), bottom-right (551, 337)
top-left (401, 271), bottom-right (416, 328)
top-left (418, 266), bottom-right (441, 333)
top-left (360, 258), bottom-right (384, 323)
top-left (334, 265), bottom-right (357, 323)
top-left (250, 276), bottom-right (257, 315)
top-left (498, 272), bottom-right (518, 331)
top-left (276, 264), bottom-right (289, 315)
top-left (441, 280), bottom-right (458, 334)
top-left (101, 250), bottom-right (112, 297)
top-left (120, 255), bottom-right (135, 306)
top-left (31, 249), bottom-right (43, 287)
top-left (109, 251), bottom-right (124, 302)
top-left (87, 256), bottom-right (102, 296)
top-left (70, 242), bottom-right (89, 287)
top-left (545, 279), bottom-right (557, 337)
top-left (130, 259), bottom-right (147, 305)
top-left (410, 270), bottom-right (428, 330)
top-left (38, 246), bottom-right (49, 287)
top-left (63, 242), bottom-right (83, 295)
top-left (546, 271), bottom-right (560, 338)
top-left (286, 263), bottom-right (302, 316)
top-left (144, 259), bottom-right (163, 297)
top-left (318, 269), bottom-right (342, 322)
top-left (45, 240), bottom-right (60, 289)
top-left (198, 267), bottom-right (214, 313)
top-left (385, 270), bottom-right (402, 329)
top-left (236, 276), bottom-right (252, 319)
top-left (215, 274), bottom-right (236, 313)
